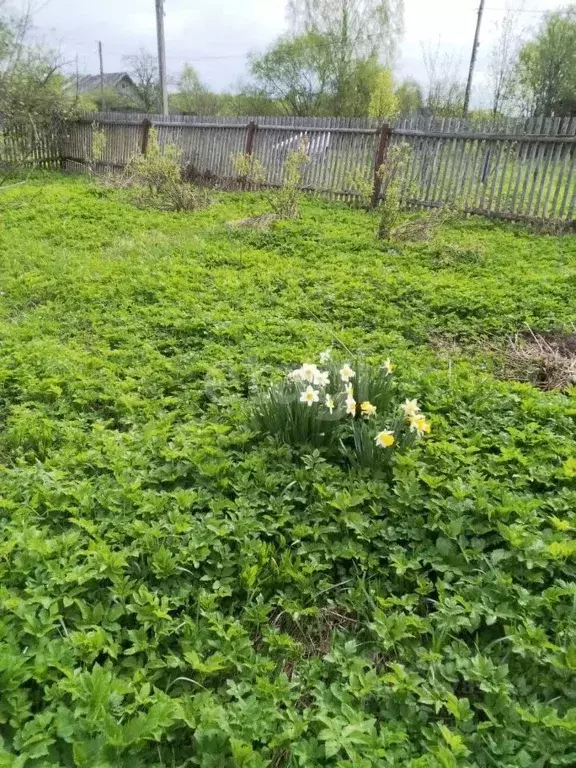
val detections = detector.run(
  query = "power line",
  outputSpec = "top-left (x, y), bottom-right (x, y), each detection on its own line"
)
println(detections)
top-left (47, 28), bottom-right (430, 64)
top-left (483, 6), bottom-right (553, 11)
top-left (167, 52), bottom-right (247, 61)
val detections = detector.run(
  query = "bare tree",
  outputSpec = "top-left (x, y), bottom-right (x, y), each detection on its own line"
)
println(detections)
top-left (422, 39), bottom-right (465, 117)
top-left (288, 0), bottom-right (404, 60)
top-left (123, 48), bottom-right (160, 112)
top-left (287, 0), bottom-right (404, 115)
top-left (488, 5), bottom-right (524, 116)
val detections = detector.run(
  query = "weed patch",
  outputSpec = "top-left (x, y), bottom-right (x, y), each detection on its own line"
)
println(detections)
top-left (0, 175), bottom-right (574, 766)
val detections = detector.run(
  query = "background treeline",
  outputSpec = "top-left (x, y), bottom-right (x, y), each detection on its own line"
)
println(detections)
top-left (1, 0), bottom-right (576, 129)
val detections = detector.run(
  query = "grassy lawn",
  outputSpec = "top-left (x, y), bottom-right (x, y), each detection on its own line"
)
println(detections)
top-left (0, 175), bottom-right (575, 767)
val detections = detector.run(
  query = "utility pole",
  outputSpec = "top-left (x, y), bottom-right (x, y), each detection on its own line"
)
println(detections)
top-left (98, 41), bottom-right (106, 111)
top-left (463, 0), bottom-right (486, 117)
top-left (155, 0), bottom-right (169, 115)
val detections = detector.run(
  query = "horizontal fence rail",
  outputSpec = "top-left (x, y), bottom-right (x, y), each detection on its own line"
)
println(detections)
top-left (3, 112), bottom-right (576, 224)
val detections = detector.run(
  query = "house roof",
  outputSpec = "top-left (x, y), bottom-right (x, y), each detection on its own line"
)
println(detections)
top-left (72, 73), bottom-right (135, 93)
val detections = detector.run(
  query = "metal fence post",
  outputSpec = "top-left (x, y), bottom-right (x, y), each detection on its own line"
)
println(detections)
top-left (371, 123), bottom-right (391, 208)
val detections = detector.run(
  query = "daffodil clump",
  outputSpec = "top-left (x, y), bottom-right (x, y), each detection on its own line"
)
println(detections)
top-left (254, 349), bottom-right (430, 469)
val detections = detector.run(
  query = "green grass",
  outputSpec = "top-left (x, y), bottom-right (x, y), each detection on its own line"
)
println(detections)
top-left (0, 174), bottom-right (575, 767)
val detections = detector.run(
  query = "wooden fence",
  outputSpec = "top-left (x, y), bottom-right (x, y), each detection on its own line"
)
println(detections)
top-left (0, 121), bottom-right (61, 171)
top-left (7, 112), bottom-right (576, 224)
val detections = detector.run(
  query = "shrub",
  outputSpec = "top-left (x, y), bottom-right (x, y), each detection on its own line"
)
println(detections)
top-left (391, 205), bottom-right (458, 243)
top-left (377, 143), bottom-right (456, 243)
top-left (347, 166), bottom-right (373, 209)
top-left (232, 152), bottom-right (266, 189)
top-left (124, 127), bottom-right (211, 212)
top-left (253, 351), bottom-right (430, 470)
top-left (128, 127), bottom-right (181, 195)
top-left (377, 142), bottom-right (411, 239)
top-left (91, 125), bottom-right (107, 165)
top-left (232, 138), bottom-right (311, 222)
top-left (130, 177), bottom-right (212, 212)
top-left (270, 138), bottom-right (311, 219)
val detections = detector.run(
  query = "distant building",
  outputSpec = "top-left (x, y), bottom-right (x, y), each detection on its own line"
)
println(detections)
top-left (70, 73), bottom-right (138, 101)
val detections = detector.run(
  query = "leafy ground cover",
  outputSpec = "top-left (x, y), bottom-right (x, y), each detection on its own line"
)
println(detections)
top-left (0, 175), bottom-right (575, 767)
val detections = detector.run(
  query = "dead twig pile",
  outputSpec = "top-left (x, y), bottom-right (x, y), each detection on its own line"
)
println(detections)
top-left (501, 329), bottom-right (576, 391)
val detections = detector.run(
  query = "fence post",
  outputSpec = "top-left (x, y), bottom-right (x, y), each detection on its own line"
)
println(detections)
top-left (245, 120), bottom-right (257, 156)
top-left (371, 122), bottom-right (391, 208)
top-left (242, 120), bottom-right (257, 189)
top-left (141, 118), bottom-right (152, 155)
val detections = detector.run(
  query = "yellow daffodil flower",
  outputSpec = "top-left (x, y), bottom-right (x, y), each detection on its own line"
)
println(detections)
top-left (375, 430), bottom-right (395, 448)
top-left (360, 401), bottom-right (377, 418)
top-left (382, 359), bottom-right (395, 375)
top-left (409, 413), bottom-right (431, 436)
top-left (325, 394), bottom-right (335, 414)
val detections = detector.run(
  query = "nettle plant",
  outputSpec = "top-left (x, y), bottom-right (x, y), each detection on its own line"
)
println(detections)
top-left (254, 350), bottom-right (430, 469)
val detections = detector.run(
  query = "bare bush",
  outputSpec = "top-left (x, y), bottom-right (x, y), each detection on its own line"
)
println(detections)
top-left (390, 205), bottom-right (457, 243)
top-left (129, 179), bottom-right (211, 212)
top-left (426, 242), bottom-right (485, 269)
top-left (376, 142), bottom-right (457, 242)
top-left (501, 330), bottom-right (576, 391)
top-left (227, 213), bottom-right (282, 230)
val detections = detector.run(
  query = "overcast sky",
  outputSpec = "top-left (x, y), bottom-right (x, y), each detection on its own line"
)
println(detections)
top-left (31, 0), bottom-right (564, 106)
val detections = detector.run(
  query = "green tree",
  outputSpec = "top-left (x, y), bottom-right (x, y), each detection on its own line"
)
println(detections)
top-left (170, 64), bottom-right (221, 115)
top-left (348, 56), bottom-right (382, 115)
top-left (0, 1), bottom-right (88, 190)
top-left (231, 88), bottom-right (283, 116)
top-left (248, 33), bottom-right (332, 116)
top-left (369, 67), bottom-right (398, 117)
top-left (0, 3), bottom-right (85, 127)
top-left (395, 79), bottom-right (422, 116)
top-left (516, 5), bottom-right (576, 116)
top-left (287, 0), bottom-right (404, 116)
